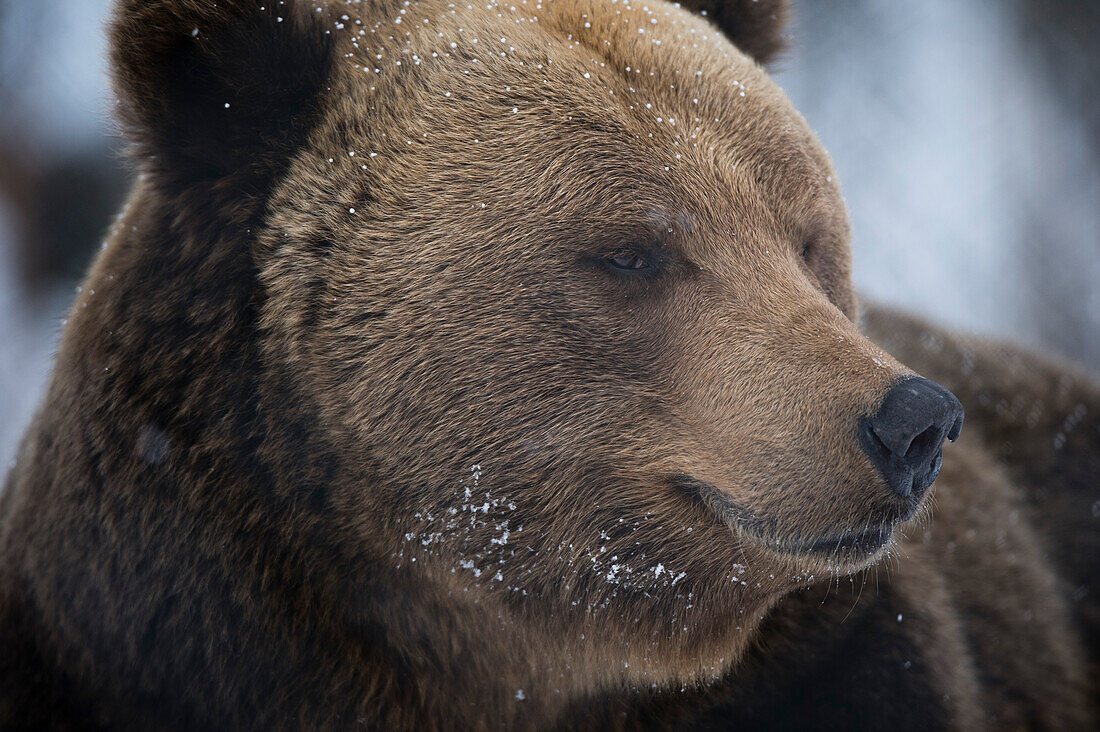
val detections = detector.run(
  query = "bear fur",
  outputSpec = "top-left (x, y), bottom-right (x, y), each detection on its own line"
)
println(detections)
top-left (0, 0), bottom-right (1096, 728)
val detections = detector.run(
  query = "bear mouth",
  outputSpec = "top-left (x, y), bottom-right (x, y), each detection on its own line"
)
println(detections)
top-left (676, 475), bottom-right (896, 562)
top-left (769, 525), bottom-right (895, 558)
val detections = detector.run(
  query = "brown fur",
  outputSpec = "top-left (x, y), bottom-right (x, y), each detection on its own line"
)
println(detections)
top-left (576, 315), bottom-right (1100, 728)
top-left (0, 0), bottom-right (1095, 729)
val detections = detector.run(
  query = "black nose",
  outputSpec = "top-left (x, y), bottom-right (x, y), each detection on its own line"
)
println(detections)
top-left (858, 377), bottom-right (964, 499)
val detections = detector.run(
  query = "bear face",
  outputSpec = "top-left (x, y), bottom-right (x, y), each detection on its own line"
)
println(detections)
top-left (259, 0), bottom-right (909, 632)
top-left (100, 0), bottom-right (961, 709)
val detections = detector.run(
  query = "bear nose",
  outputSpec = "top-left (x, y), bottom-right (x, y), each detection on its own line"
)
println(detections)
top-left (858, 377), bottom-right (964, 499)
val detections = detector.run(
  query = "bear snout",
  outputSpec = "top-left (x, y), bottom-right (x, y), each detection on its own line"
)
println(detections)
top-left (858, 376), bottom-right (965, 501)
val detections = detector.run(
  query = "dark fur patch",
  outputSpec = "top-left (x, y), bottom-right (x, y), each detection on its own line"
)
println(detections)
top-left (110, 0), bottom-right (334, 198)
top-left (679, 0), bottom-right (790, 65)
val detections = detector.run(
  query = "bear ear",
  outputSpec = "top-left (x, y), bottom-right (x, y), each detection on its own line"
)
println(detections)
top-left (678, 0), bottom-right (790, 66)
top-left (110, 0), bottom-right (334, 194)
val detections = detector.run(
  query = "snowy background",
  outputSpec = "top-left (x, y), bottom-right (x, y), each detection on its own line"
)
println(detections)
top-left (1, 0), bottom-right (1098, 471)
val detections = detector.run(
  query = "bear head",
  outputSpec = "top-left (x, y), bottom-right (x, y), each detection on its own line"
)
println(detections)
top-left (105, 0), bottom-right (961, 711)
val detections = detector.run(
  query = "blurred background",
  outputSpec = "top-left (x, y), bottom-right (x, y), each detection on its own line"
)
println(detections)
top-left (1, 0), bottom-right (1098, 470)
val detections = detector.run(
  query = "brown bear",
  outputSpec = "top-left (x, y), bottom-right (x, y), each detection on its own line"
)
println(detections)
top-left (0, 0), bottom-right (1096, 729)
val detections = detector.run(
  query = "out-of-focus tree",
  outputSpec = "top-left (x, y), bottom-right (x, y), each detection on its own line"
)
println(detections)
top-left (1012, 0), bottom-right (1100, 366)
top-left (0, 0), bottom-right (128, 295)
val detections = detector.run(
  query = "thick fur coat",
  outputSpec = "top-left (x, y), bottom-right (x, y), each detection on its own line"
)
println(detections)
top-left (0, 0), bottom-right (1096, 728)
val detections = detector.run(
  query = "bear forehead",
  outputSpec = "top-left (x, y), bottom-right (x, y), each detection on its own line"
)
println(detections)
top-left (319, 0), bottom-right (836, 222)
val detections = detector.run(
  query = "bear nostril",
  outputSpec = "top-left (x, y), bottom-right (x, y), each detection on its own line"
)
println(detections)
top-left (905, 425), bottom-right (938, 459)
top-left (858, 377), bottom-right (964, 499)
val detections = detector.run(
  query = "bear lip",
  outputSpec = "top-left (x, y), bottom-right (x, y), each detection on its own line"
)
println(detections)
top-left (675, 474), bottom-right (897, 561)
top-left (774, 525), bottom-right (895, 558)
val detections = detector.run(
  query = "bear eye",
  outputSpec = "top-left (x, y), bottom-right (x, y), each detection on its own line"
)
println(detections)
top-left (800, 240), bottom-right (814, 260)
top-left (608, 252), bottom-right (650, 270)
